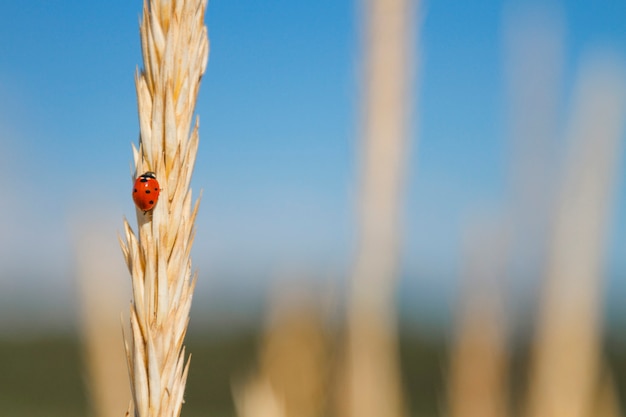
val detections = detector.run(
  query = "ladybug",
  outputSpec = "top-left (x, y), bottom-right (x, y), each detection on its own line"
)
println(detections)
top-left (132, 171), bottom-right (160, 213)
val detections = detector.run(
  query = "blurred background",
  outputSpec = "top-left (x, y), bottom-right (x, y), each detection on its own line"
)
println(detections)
top-left (1, 0), bottom-right (626, 416)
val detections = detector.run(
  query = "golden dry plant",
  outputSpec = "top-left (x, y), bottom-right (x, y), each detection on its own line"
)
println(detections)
top-left (524, 54), bottom-right (626, 417)
top-left (343, 0), bottom-right (418, 416)
top-left (234, 283), bottom-right (331, 417)
top-left (447, 220), bottom-right (510, 417)
top-left (233, 375), bottom-right (287, 417)
top-left (76, 220), bottom-right (131, 417)
top-left (233, 278), bottom-right (334, 417)
top-left (119, 0), bottom-right (209, 416)
top-left (254, 285), bottom-right (331, 417)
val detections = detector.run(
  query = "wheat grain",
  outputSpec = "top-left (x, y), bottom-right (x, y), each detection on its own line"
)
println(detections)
top-left (119, 0), bottom-right (209, 416)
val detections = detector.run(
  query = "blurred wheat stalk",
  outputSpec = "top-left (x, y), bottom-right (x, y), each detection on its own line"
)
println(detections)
top-left (119, 1), bottom-right (209, 416)
top-left (525, 54), bottom-right (626, 417)
top-left (344, 0), bottom-right (417, 416)
top-left (448, 220), bottom-right (510, 417)
top-left (234, 283), bottom-right (331, 417)
top-left (448, 10), bottom-right (626, 417)
top-left (76, 221), bottom-right (130, 417)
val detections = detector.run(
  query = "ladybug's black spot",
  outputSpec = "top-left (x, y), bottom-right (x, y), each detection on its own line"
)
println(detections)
top-left (155, 188), bottom-right (159, 191)
top-left (140, 178), bottom-right (148, 183)
top-left (133, 188), bottom-right (138, 193)
top-left (149, 200), bottom-right (154, 205)
top-left (145, 190), bottom-right (151, 194)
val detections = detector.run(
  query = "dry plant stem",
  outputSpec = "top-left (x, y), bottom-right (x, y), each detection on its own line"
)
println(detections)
top-left (448, 222), bottom-right (509, 417)
top-left (345, 0), bottom-right (417, 417)
top-left (119, 1), bottom-right (209, 416)
top-left (77, 222), bottom-right (130, 417)
top-left (525, 55), bottom-right (626, 417)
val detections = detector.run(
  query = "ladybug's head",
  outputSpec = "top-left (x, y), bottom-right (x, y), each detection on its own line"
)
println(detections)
top-left (141, 171), bottom-right (157, 179)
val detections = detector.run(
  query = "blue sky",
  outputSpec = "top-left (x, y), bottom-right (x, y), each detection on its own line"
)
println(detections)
top-left (1, 0), bottom-right (626, 330)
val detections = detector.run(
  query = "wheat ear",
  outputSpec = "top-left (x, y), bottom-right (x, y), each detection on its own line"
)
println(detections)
top-left (119, 0), bottom-right (209, 416)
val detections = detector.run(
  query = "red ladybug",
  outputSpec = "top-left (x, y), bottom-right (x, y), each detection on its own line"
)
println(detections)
top-left (132, 171), bottom-right (160, 213)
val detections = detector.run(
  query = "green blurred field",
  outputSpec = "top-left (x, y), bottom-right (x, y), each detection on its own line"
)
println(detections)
top-left (1, 328), bottom-right (624, 417)
top-left (0, 328), bottom-right (440, 417)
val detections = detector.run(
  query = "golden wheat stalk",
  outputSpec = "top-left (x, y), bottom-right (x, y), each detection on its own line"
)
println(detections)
top-left (119, 1), bottom-right (209, 416)
top-left (344, 0), bottom-right (417, 416)
top-left (525, 54), bottom-right (626, 417)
